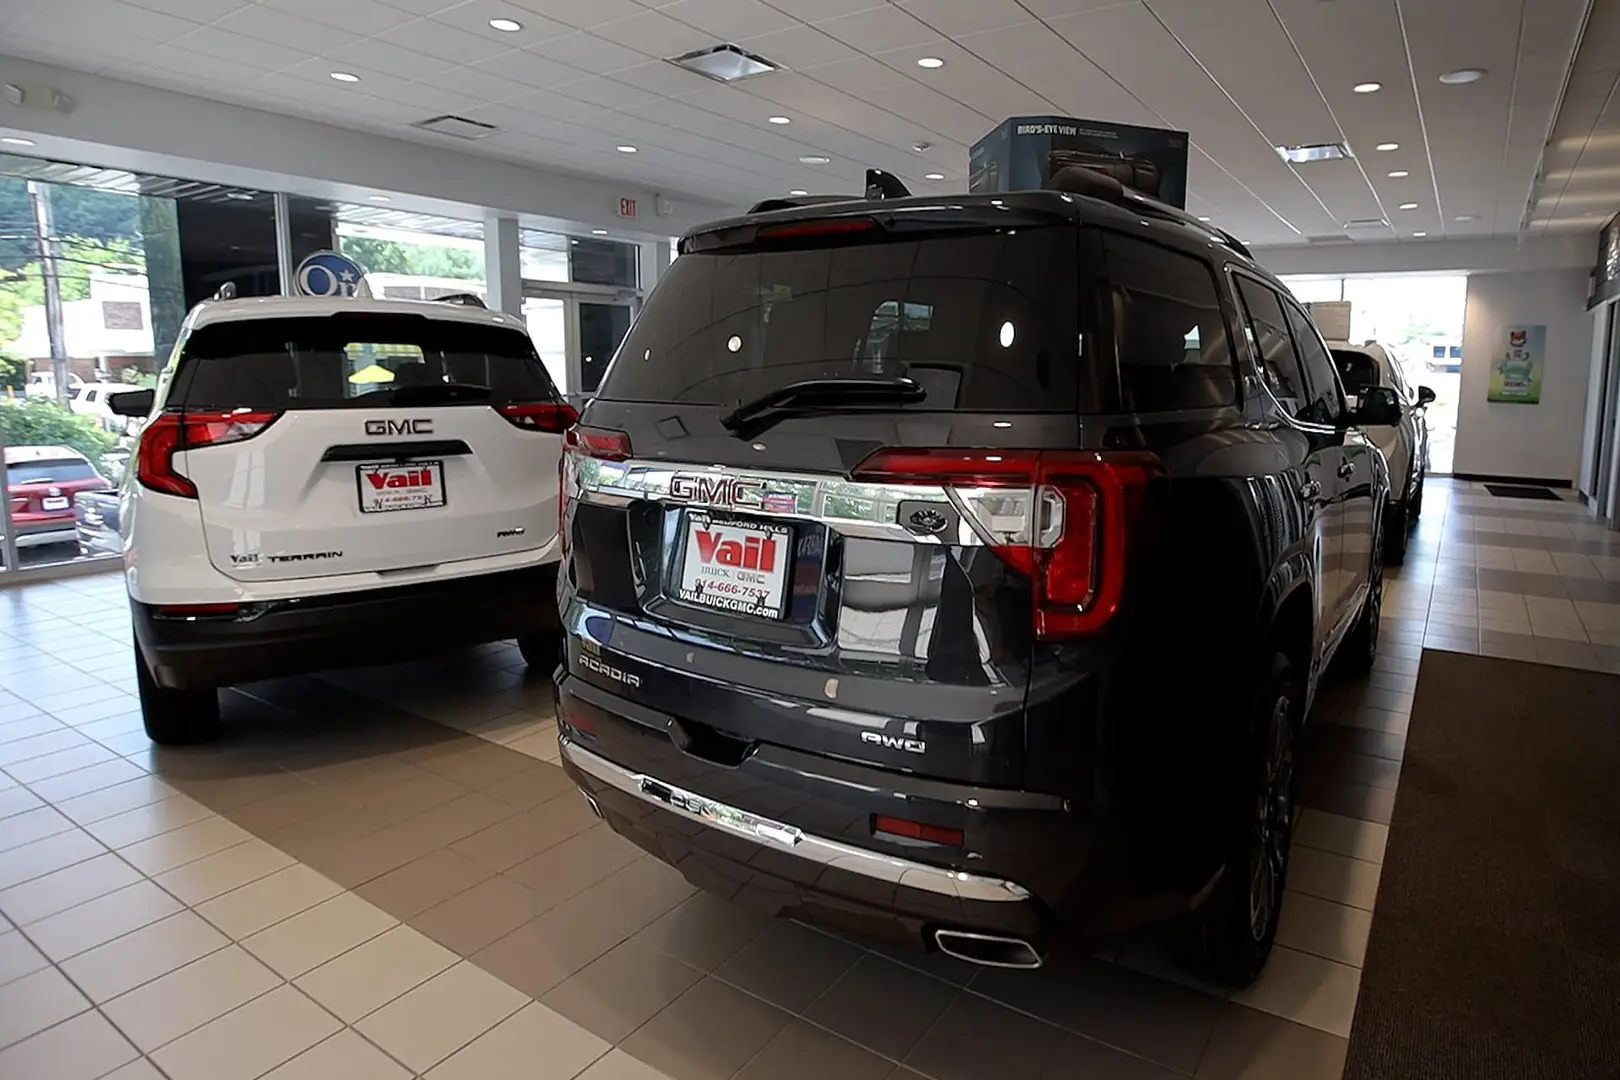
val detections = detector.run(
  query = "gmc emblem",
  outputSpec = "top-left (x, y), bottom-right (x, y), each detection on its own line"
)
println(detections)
top-left (365, 418), bottom-right (433, 436)
top-left (669, 473), bottom-right (763, 510)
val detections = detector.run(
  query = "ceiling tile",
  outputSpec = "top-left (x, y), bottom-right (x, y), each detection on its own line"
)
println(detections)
top-left (383, 17), bottom-right (519, 63)
top-left (433, 0), bottom-right (577, 44)
top-left (414, 61), bottom-right (538, 102)
top-left (170, 25), bottom-right (315, 70)
top-left (736, 25), bottom-right (859, 70)
top-left (897, 0), bottom-right (1037, 39)
top-left (590, 9), bottom-right (717, 57)
top-left (609, 60), bottom-right (718, 96)
top-left (814, 7), bottom-right (936, 51)
top-left (656, 0), bottom-right (796, 40)
top-left (258, 0), bottom-right (417, 35)
top-left (472, 49), bottom-right (594, 88)
top-left (123, 0), bottom-right (252, 20)
top-left (326, 36), bottom-right (462, 76)
top-left (506, 0), bottom-right (649, 31)
top-left (524, 31), bottom-right (651, 74)
top-left (211, 5), bottom-right (364, 53)
top-left (798, 56), bottom-right (913, 95)
top-left (954, 22), bottom-right (1158, 126)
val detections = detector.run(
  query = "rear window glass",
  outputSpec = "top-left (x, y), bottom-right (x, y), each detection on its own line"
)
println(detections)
top-left (600, 228), bottom-right (1083, 412)
top-left (171, 313), bottom-right (559, 411)
top-left (8, 459), bottom-right (98, 484)
top-left (1100, 232), bottom-right (1235, 411)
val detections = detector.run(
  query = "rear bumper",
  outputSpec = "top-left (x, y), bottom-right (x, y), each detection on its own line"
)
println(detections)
top-left (133, 564), bottom-right (558, 689)
top-left (555, 671), bottom-right (1195, 956)
top-left (15, 525), bottom-right (78, 548)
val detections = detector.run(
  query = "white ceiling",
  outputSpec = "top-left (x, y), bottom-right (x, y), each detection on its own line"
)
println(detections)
top-left (0, 0), bottom-right (1608, 247)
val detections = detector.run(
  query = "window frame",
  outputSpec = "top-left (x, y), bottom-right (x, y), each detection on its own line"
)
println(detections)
top-left (1228, 268), bottom-right (1319, 426)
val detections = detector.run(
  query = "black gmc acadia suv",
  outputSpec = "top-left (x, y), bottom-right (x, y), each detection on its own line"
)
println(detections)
top-left (553, 167), bottom-right (1397, 986)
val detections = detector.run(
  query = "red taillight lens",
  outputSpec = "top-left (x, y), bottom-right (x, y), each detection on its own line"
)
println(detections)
top-left (851, 448), bottom-right (1163, 640)
top-left (564, 425), bottom-right (633, 462)
top-left (135, 409), bottom-right (281, 500)
top-left (757, 217), bottom-right (877, 240)
top-left (498, 401), bottom-right (578, 433)
top-left (873, 815), bottom-right (964, 847)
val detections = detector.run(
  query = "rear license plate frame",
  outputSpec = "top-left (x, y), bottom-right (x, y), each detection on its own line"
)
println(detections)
top-left (673, 510), bottom-right (793, 621)
top-left (356, 460), bottom-right (447, 514)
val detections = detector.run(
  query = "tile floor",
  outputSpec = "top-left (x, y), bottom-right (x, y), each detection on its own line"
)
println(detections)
top-left (1, 479), bottom-right (1616, 1080)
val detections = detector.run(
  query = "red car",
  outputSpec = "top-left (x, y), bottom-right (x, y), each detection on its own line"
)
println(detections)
top-left (5, 445), bottom-right (112, 551)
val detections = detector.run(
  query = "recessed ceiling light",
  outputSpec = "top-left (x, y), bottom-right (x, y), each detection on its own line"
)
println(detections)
top-left (367, 194), bottom-right (390, 202)
top-left (1455, 213), bottom-right (1479, 221)
top-left (591, 229), bottom-right (608, 235)
top-left (1439, 68), bottom-right (1487, 85)
top-left (330, 71), bottom-right (360, 83)
top-left (1353, 81), bottom-right (1382, 93)
top-left (1376, 142), bottom-right (1399, 152)
top-left (768, 115), bottom-right (791, 125)
top-left (788, 189), bottom-right (808, 195)
top-left (224, 192), bottom-right (253, 201)
top-left (1413, 231), bottom-right (1427, 237)
top-left (799, 154), bottom-right (829, 164)
top-left (1, 136), bottom-right (35, 147)
top-left (1388, 170), bottom-right (1409, 178)
top-left (616, 145), bottom-right (637, 153)
top-left (488, 17), bottom-right (522, 31)
top-left (1398, 202), bottom-right (1419, 210)
top-left (917, 57), bottom-right (944, 69)
top-left (1198, 216), bottom-right (1211, 221)
top-left (924, 172), bottom-right (944, 180)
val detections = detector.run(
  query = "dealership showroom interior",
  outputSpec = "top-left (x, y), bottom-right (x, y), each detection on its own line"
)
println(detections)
top-left (7, 0), bottom-right (1620, 1076)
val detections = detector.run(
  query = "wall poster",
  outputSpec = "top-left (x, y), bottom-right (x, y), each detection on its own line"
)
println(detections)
top-left (1487, 324), bottom-right (1546, 404)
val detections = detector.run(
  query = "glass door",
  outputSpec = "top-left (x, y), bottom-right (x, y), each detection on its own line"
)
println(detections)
top-left (578, 302), bottom-right (634, 394)
top-left (518, 286), bottom-right (636, 402)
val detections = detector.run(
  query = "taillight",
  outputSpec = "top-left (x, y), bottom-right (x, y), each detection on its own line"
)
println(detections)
top-left (873, 815), bottom-right (963, 847)
top-left (135, 409), bottom-right (281, 499)
top-left (850, 448), bottom-right (1163, 639)
top-left (498, 401), bottom-right (578, 433)
top-left (757, 217), bottom-right (877, 240)
top-left (559, 425), bottom-right (634, 559)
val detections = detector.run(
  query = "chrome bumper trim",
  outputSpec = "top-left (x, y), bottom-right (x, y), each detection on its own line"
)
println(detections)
top-left (560, 737), bottom-right (1032, 904)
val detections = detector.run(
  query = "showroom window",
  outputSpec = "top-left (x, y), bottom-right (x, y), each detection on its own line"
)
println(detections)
top-left (329, 204), bottom-right (486, 302)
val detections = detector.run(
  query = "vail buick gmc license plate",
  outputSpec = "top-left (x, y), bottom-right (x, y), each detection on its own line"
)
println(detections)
top-left (356, 461), bottom-right (446, 514)
top-left (676, 511), bottom-right (791, 619)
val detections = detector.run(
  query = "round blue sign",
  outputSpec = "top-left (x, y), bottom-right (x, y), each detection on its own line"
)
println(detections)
top-left (294, 250), bottom-right (365, 297)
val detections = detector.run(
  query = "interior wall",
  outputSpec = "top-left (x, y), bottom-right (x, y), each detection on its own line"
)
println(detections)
top-left (1453, 268), bottom-right (1595, 483)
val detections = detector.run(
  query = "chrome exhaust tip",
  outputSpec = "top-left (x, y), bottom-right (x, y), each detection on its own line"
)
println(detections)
top-left (931, 929), bottom-right (1044, 969)
top-left (582, 792), bottom-right (603, 819)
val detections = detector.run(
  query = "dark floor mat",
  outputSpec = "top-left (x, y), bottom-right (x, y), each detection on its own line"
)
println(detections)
top-left (1343, 651), bottom-right (1620, 1080)
top-left (1483, 483), bottom-right (1562, 500)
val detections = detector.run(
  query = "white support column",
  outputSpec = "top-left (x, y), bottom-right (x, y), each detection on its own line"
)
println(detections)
top-left (484, 214), bottom-right (523, 316)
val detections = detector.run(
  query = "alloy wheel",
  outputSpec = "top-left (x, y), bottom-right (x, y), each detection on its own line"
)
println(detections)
top-left (1248, 694), bottom-right (1294, 942)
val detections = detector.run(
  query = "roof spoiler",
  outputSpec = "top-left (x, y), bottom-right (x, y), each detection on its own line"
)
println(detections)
top-left (745, 168), bottom-right (914, 216)
top-left (433, 293), bottom-right (487, 308)
top-left (1046, 163), bottom-right (1250, 259)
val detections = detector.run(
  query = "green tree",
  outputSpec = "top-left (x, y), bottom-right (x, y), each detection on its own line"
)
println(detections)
top-left (0, 179), bottom-right (140, 270)
top-left (0, 397), bottom-right (116, 469)
top-left (339, 236), bottom-right (483, 281)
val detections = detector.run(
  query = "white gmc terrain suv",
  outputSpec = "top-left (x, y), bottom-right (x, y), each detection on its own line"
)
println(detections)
top-left (107, 295), bottom-right (573, 745)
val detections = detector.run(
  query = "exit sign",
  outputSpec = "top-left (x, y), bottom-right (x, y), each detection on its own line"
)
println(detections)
top-left (618, 197), bottom-right (637, 218)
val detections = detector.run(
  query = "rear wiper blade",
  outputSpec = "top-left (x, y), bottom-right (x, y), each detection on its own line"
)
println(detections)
top-left (719, 377), bottom-right (925, 433)
top-left (371, 382), bottom-right (492, 406)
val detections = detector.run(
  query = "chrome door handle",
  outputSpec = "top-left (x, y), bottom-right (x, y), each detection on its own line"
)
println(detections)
top-left (1337, 461), bottom-right (1355, 479)
top-left (1300, 480), bottom-right (1322, 501)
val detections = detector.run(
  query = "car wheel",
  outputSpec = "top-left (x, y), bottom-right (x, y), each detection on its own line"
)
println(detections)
top-left (1408, 468), bottom-right (1425, 521)
top-left (516, 632), bottom-right (562, 670)
top-left (1382, 497), bottom-right (1408, 565)
top-left (135, 642), bottom-right (221, 746)
top-left (1175, 650), bottom-right (1298, 988)
top-left (1342, 534), bottom-right (1385, 675)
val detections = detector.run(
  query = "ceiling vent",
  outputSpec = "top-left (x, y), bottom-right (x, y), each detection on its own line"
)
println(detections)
top-left (411, 114), bottom-right (498, 140)
top-left (668, 44), bottom-right (780, 84)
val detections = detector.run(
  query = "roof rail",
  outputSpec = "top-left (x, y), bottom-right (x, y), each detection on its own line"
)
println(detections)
top-left (1045, 163), bottom-right (1251, 259)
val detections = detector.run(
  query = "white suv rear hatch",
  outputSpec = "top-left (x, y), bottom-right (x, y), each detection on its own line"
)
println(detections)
top-left (160, 305), bottom-right (570, 584)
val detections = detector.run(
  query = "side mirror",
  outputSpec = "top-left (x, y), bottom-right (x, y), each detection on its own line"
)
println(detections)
top-left (1351, 385), bottom-right (1402, 427)
top-left (107, 389), bottom-right (155, 419)
top-left (1416, 385), bottom-right (1436, 407)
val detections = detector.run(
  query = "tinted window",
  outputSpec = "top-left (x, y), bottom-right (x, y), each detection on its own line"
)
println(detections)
top-left (1284, 303), bottom-right (1346, 424)
top-left (600, 228), bottom-right (1083, 412)
top-left (8, 459), bottom-right (99, 484)
top-left (1235, 278), bottom-right (1307, 414)
top-left (1102, 233), bottom-right (1235, 411)
top-left (1332, 349), bottom-right (1382, 398)
top-left (172, 314), bottom-right (559, 411)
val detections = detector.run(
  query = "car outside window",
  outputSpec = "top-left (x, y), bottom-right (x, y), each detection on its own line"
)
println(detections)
top-left (1101, 233), bottom-right (1236, 411)
top-left (7, 460), bottom-right (99, 484)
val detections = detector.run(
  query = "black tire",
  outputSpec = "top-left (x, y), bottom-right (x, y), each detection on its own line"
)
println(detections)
top-left (1408, 467), bottom-right (1425, 521)
top-left (1382, 497), bottom-right (1408, 565)
top-left (1175, 650), bottom-right (1299, 988)
top-left (516, 631), bottom-right (562, 669)
top-left (135, 643), bottom-right (221, 746)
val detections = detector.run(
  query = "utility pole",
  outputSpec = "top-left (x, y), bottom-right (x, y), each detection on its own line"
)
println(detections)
top-left (28, 181), bottom-right (70, 408)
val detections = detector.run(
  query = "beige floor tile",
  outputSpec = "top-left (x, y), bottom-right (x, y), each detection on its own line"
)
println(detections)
top-left (152, 985), bottom-right (342, 1080)
top-left (52, 775), bottom-right (180, 827)
top-left (0, 828), bottom-right (107, 892)
top-left (576, 1048), bottom-right (678, 1080)
top-left (156, 839), bottom-right (294, 906)
top-left (356, 961), bottom-right (529, 1073)
top-left (4, 743), bottom-right (117, 784)
top-left (296, 924), bottom-right (458, 1023)
top-left (84, 795), bottom-right (215, 850)
top-left (1295, 810), bottom-right (1388, 865)
top-left (0, 784), bottom-right (44, 821)
top-left (102, 945), bottom-right (280, 1053)
top-left (100, 1060), bottom-right (166, 1080)
top-left (504, 732), bottom-right (560, 761)
top-left (426, 1002), bottom-right (610, 1080)
top-left (1231, 945), bottom-right (1362, 1038)
top-left (0, 1006), bottom-right (139, 1080)
top-left (62, 910), bottom-right (230, 1003)
top-left (262, 1030), bottom-right (412, 1080)
top-left (1276, 891), bottom-right (1373, 968)
top-left (29, 759), bottom-right (148, 804)
top-left (0, 805), bottom-right (75, 852)
top-left (0, 965), bottom-right (90, 1049)
top-left (1287, 846), bottom-right (1382, 911)
top-left (243, 892), bottom-right (397, 979)
top-left (26, 880), bottom-right (184, 962)
top-left (118, 816), bottom-right (251, 877)
top-left (0, 716), bottom-right (63, 748)
top-left (0, 929), bottom-right (48, 986)
top-left (0, 728), bottom-right (90, 768)
top-left (0, 852), bottom-right (141, 926)
top-left (196, 863), bottom-right (344, 940)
